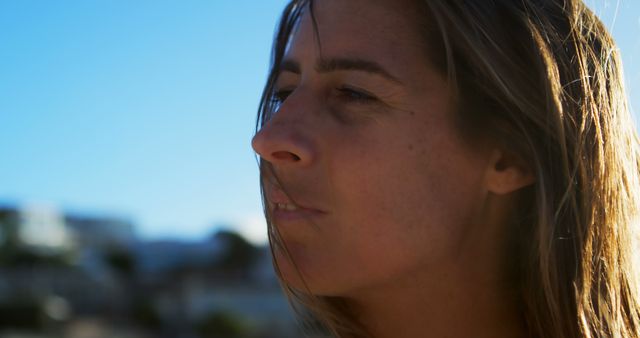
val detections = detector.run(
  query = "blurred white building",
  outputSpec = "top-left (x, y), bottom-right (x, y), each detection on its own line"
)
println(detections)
top-left (65, 215), bottom-right (136, 250)
top-left (19, 204), bottom-right (74, 251)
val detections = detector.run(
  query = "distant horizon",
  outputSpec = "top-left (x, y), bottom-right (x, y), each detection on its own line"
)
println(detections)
top-left (0, 199), bottom-right (267, 245)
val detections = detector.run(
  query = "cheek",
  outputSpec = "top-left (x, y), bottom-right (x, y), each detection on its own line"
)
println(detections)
top-left (340, 130), bottom-right (479, 230)
top-left (336, 159), bottom-right (459, 261)
top-left (275, 120), bottom-right (488, 295)
top-left (326, 130), bottom-right (487, 284)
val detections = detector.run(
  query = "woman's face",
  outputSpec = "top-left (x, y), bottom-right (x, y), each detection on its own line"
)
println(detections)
top-left (252, 0), bottom-right (495, 296)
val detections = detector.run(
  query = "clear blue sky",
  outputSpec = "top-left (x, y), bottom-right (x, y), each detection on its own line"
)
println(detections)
top-left (0, 1), bottom-right (638, 244)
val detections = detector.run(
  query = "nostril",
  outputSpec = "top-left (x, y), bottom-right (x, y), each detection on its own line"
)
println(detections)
top-left (272, 151), bottom-right (301, 161)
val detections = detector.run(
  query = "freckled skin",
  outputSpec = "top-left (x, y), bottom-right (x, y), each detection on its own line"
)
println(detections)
top-left (253, 0), bottom-right (494, 297)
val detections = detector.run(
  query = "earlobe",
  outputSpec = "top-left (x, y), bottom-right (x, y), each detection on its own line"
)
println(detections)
top-left (485, 149), bottom-right (535, 195)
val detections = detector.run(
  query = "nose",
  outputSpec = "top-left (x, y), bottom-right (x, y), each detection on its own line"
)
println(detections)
top-left (251, 117), bottom-right (315, 167)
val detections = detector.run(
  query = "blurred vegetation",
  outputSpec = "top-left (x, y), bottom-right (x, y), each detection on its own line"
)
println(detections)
top-left (214, 230), bottom-right (259, 273)
top-left (196, 310), bottom-right (254, 338)
top-left (0, 296), bottom-right (43, 330)
top-left (104, 246), bottom-right (135, 277)
top-left (131, 299), bottom-right (162, 330)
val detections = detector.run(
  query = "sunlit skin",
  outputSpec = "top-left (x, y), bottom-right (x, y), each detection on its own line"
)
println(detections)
top-left (252, 0), bottom-right (534, 337)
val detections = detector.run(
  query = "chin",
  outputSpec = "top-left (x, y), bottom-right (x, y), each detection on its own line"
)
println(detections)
top-left (272, 245), bottom-right (350, 297)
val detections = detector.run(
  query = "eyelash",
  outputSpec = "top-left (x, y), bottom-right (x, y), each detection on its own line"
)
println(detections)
top-left (336, 87), bottom-right (377, 103)
top-left (271, 90), bottom-right (292, 106)
top-left (271, 87), bottom-right (377, 106)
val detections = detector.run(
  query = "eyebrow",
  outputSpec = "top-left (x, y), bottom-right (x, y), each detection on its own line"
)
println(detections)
top-left (279, 57), bottom-right (403, 85)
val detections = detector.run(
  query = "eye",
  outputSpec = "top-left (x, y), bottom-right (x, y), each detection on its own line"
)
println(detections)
top-left (271, 89), bottom-right (292, 104)
top-left (270, 89), bottom-right (293, 111)
top-left (337, 86), bottom-right (377, 103)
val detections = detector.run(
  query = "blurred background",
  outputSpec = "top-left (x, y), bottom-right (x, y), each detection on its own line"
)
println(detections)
top-left (0, 1), bottom-right (637, 338)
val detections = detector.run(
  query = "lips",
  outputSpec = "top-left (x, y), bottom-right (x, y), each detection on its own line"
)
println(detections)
top-left (266, 183), bottom-right (326, 223)
top-left (267, 185), bottom-right (297, 206)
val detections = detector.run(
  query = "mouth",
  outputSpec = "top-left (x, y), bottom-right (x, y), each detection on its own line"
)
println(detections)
top-left (267, 192), bottom-right (324, 213)
top-left (273, 202), bottom-right (301, 211)
top-left (266, 184), bottom-right (326, 223)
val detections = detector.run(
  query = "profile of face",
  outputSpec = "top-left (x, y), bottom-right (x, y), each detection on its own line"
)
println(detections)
top-left (252, 0), bottom-right (531, 298)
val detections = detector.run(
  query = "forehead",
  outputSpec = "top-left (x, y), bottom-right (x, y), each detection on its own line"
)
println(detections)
top-left (286, 0), bottom-right (428, 71)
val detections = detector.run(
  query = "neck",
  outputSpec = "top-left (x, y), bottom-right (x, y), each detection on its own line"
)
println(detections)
top-left (344, 266), bottom-right (527, 338)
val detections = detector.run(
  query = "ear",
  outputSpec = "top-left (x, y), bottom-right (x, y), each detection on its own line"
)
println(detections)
top-left (485, 149), bottom-right (535, 195)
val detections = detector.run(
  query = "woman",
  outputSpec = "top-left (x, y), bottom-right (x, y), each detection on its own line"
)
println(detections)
top-left (251, 0), bottom-right (640, 337)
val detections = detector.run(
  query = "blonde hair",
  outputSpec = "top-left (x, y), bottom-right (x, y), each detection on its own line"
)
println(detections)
top-left (256, 0), bottom-right (640, 337)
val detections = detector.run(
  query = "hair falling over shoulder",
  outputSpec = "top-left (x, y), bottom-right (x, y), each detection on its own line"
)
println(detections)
top-left (256, 0), bottom-right (640, 337)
